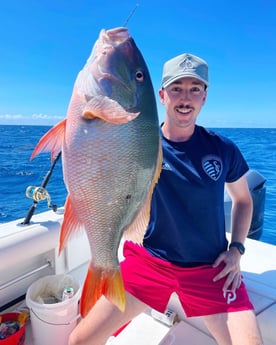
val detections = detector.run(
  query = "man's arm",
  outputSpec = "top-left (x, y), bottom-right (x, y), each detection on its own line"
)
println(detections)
top-left (226, 174), bottom-right (253, 246)
top-left (212, 174), bottom-right (253, 291)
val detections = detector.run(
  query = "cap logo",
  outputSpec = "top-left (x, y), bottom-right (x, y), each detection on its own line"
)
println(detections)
top-left (202, 155), bottom-right (223, 181)
top-left (179, 57), bottom-right (194, 71)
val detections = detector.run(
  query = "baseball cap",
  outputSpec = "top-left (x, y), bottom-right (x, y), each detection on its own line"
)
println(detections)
top-left (161, 53), bottom-right (209, 88)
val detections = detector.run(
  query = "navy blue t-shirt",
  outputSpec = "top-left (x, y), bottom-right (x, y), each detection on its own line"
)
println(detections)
top-left (143, 125), bottom-right (249, 266)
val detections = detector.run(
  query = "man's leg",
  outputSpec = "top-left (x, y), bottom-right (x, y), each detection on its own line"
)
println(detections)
top-left (203, 310), bottom-right (263, 345)
top-left (68, 292), bottom-right (147, 345)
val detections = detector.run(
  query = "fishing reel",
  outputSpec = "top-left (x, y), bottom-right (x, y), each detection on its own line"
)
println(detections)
top-left (25, 186), bottom-right (57, 212)
top-left (22, 152), bottom-right (62, 225)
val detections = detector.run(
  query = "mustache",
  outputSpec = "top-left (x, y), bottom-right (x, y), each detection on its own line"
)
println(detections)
top-left (177, 104), bottom-right (194, 110)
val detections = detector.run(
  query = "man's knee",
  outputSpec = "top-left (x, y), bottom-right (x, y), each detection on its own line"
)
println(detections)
top-left (68, 331), bottom-right (82, 345)
top-left (203, 310), bottom-right (263, 345)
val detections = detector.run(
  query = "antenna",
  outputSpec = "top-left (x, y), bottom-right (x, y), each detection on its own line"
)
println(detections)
top-left (123, 3), bottom-right (140, 27)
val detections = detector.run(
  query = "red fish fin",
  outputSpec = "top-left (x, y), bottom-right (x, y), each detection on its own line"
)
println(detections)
top-left (31, 119), bottom-right (66, 161)
top-left (58, 195), bottom-right (83, 254)
top-left (124, 138), bottom-right (163, 244)
top-left (103, 268), bottom-right (126, 313)
top-left (123, 196), bottom-right (151, 244)
top-left (152, 137), bottom-right (163, 186)
top-left (82, 95), bottom-right (139, 124)
top-left (80, 264), bottom-right (103, 317)
top-left (80, 265), bottom-right (126, 317)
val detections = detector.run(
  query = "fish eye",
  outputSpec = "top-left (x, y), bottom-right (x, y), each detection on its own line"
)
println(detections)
top-left (135, 70), bottom-right (144, 82)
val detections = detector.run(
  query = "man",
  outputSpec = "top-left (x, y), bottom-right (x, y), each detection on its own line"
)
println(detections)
top-left (69, 53), bottom-right (263, 345)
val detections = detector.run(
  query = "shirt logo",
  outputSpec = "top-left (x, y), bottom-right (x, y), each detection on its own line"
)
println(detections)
top-left (202, 155), bottom-right (223, 181)
top-left (162, 161), bottom-right (173, 171)
top-left (223, 290), bottom-right (237, 304)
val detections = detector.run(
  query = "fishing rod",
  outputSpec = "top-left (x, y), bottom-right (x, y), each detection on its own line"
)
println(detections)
top-left (22, 151), bottom-right (62, 225)
top-left (123, 3), bottom-right (140, 27)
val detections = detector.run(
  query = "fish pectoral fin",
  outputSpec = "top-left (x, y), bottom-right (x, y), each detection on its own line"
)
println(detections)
top-left (59, 195), bottom-right (83, 254)
top-left (82, 95), bottom-right (140, 124)
top-left (80, 265), bottom-right (126, 317)
top-left (31, 119), bottom-right (66, 161)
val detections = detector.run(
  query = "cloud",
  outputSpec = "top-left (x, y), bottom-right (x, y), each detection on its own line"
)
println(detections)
top-left (31, 113), bottom-right (63, 121)
top-left (0, 113), bottom-right (64, 126)
top-left (0, 114), bottom-right (24, 120)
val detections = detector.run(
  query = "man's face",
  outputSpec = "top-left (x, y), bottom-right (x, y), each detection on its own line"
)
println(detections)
top-left (159, 77), bottom-right (207, 129)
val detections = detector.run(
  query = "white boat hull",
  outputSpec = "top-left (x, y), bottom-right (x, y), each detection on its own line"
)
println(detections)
top-left (0, 207), bottom-right (275, 344)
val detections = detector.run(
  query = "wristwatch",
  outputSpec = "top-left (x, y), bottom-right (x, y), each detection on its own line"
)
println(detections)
top-left (229, 242), bottom-right (245, 255)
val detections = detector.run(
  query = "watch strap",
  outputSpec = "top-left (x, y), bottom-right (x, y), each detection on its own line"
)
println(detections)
top-left (229, 242), bottom-right (245, 255)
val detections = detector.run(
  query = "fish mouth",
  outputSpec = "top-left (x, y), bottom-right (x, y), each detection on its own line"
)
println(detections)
top-left (101, 27), bottom-right (130, 46)
top-left (97, 27), bottom-right (131, 79)
top-left (77, 27), bottom-right (140, 112)
top-left (95, 28), bottom-right (138, 109)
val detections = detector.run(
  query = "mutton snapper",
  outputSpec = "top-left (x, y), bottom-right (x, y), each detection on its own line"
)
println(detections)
top-left (31, 27), bottom-right (162, 317)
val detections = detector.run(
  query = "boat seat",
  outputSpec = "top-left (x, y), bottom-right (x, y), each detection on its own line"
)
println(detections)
top-left (108, 312), bottom-right (217, 345)
top-left (257, 303), bottom-right (276, 345)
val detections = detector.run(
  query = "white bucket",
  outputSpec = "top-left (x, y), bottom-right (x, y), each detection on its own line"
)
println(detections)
top-left (26, 274), bottom-right (81, 345)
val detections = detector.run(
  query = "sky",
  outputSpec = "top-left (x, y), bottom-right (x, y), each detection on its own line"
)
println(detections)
top-left (0, 0), bottom-right (276, 127)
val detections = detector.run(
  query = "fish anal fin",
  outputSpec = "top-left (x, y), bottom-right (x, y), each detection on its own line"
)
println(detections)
top-left (58, 195), bottom-right (83, 254)
top-left (82, 95), bottom-right (139, 124)
top-left (80, 265), bottom-right (126, 317)
top-left (31, 119), bottom-right (66, 161)
top-left (124, 137), bottom-right (163, 244)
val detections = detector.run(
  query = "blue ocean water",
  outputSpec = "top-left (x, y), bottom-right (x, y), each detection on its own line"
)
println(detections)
top-left (0, 125), bottom-right (275, 245)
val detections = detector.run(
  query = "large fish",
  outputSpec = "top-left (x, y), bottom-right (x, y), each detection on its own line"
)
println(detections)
top-left (31, 27), bottom-right (162, 317)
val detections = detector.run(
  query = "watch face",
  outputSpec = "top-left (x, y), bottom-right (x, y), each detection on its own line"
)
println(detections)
top-left (238, 245), bottom-right (245, 254)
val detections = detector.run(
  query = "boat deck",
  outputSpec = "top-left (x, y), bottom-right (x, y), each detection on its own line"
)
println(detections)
top-left (23, 236), bottom-right (276, 345)
top-left (1, 211), bottom-right (275, 344)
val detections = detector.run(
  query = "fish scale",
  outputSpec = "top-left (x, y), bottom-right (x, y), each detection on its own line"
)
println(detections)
top-left (31, 27), bottom-right (162, 317)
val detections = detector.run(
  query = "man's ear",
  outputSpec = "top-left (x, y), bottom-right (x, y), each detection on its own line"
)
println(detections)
top-left (202, 90), bottom-right (207, 106)
top-left (158, 88), bottom-right (165, 104)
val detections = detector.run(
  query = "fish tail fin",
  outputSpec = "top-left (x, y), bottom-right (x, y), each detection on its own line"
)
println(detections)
top-left (58, 195), bottom-right (83, 254)
top-left (103, 268), bottom-right (126, 312)
top-left (80, 264), bottom-right (126, 317)
top-left (31, 119), bottom-right (66, 161)
top-left (80, 264), bottom-right (103, 317)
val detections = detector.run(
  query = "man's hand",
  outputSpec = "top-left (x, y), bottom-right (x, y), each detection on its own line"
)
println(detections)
top-left (212, 248), bottom-right (242, 292)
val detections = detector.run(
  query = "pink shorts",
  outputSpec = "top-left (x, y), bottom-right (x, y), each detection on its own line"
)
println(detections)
top-left (120, 241), bottom-right (254, 317)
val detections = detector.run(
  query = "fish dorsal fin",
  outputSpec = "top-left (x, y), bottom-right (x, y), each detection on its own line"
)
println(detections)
top-left (59, 195), bottom-right (83, 254)
top-left (31, 119), bottom-right (66, 161)
top-left (124, 137), bottom-right (163, 244)
top-left (82, 95), bottom-right (139, 124)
